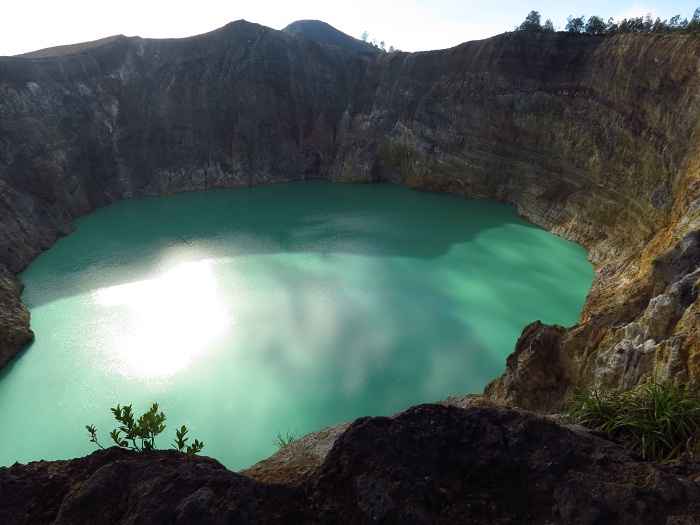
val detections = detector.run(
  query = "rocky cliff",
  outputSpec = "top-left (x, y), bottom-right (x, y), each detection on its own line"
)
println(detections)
top-left (1, 22), bottom-right (699, 411)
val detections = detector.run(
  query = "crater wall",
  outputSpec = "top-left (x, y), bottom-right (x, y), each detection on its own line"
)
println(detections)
top-left (1, 24), bottom-right (699, 411)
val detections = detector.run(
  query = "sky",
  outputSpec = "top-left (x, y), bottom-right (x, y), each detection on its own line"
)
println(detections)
top-left (1, 1), bottom-right (699, 56)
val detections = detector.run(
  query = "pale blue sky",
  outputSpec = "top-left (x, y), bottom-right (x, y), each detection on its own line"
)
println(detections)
top-left (2, 1), bottom-right (699, 56)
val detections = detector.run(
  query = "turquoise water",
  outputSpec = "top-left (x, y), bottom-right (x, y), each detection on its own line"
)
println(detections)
top-left (0, 181), bottom-right (593, 470)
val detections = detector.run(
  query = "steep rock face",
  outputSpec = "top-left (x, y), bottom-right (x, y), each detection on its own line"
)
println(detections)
top-left (0, 23), bottom-right (699, 411)
top-left (2, 405), bottom-right (700, 524)
top-left (0, 265), bottom-right (32, 366)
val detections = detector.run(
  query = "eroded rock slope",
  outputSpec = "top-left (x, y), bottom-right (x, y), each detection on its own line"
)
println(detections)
top-left (1, 23), bottom-right (699, 410)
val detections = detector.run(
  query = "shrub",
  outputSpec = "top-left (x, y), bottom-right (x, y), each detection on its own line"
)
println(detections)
top-left (86, 402), bottom-right (204, 455)
top-left (564, 380), bottom-right (700, 462)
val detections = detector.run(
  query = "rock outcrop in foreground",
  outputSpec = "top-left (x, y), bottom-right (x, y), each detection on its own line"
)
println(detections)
top-left (2, 405), bottom-right (699, 524)
top-left (1, 22), bottom-right (699, 410)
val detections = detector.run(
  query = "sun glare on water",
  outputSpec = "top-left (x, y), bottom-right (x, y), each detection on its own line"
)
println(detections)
top-left (91, 259), bottom-right (232, 378)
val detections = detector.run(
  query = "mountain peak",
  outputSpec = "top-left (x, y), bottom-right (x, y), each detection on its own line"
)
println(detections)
top-left (282, 20), bottom-right (378, 53)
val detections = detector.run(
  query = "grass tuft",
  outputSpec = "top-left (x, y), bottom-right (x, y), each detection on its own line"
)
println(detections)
top-left (273, 429), bottom-right (299, 449)
top-left (563, 380), bottom-right (700, 462)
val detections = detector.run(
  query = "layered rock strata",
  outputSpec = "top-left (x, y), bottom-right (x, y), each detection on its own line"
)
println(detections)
top-left (1, 23), bottom-right (699, 412)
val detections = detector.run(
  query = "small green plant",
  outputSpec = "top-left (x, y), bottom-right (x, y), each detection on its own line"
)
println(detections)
top-left (564, 380), bottom-right (700, 462)
top-left (173, 424), bottom-right (205, 455)
top-left (273, 429), bottom-right (299, 449)
top-left (86, 402), bottom-right (204, 455)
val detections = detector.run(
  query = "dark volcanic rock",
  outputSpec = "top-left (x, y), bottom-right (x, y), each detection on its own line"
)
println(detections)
top-left (307, 405), bottom-right (700, 524)
top-left (2, 405), bottom-right (700, 524)
top-left (0, 447), bottom-right (302, 524)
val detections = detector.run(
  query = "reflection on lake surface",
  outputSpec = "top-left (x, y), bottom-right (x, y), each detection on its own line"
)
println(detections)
top-left (0, 181), bottom-right (593, 470)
